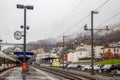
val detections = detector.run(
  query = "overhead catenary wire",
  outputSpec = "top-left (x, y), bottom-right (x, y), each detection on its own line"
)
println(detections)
top-left (110, 18), bottom-right (120, 26)
top-left (57, 0), bottom-right (110, 40)
top-left (45, 0), bottom-right (85, 39)
top-left (65, 27), bottom-right (83, 37)
top-left (62, 0), bottom-right (84, 24)
top-left (96, 11), bottom-right (120, 28)
top-left (63, 0), bottom-right (110, 35)
top-left (41, 0), bottom-right (110, 41)
top-left (55, 0), bottom-right (111, 41)
top-left (94, 0), bottom-right (110, 11)
top-left (56, 27), bottom-right (85, 42)
top-left (63, 14), bottom-right (90, 34)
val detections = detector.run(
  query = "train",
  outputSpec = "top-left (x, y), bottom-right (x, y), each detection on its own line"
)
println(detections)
top-left (0, 51), bottom-right (18, 71)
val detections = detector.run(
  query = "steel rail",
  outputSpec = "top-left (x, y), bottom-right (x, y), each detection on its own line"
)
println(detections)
top-left (34, 66), bottom-right (94, 80)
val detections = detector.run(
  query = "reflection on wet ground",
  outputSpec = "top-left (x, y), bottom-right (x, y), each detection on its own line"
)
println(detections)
top-left (0, 67), bottom-right (55, 80)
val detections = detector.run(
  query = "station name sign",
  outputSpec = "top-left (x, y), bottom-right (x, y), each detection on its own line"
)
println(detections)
top-left (14, 52), bottom-right (34, 55)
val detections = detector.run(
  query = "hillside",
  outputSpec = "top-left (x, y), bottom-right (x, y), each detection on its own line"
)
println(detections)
top-left (27, 24), bottom-right (120, 51)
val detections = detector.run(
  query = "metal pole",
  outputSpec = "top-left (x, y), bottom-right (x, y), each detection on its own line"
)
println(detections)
top-left (0, 40), bottom-right (5, 70)
top-left (0, 40), bottom-right (2, 51)
top-left (0, 44), bottom-right (1, 51)
top-left (23, 8), bottom-right (26, 62)
top-left (91, 11), bottom-right (94, 75)
top-left (84, 11), bottom-right (107, 75)
top-left (63, 36), bottom-right (65, 69)
top-left (4, 58), bottom-right (5, 70)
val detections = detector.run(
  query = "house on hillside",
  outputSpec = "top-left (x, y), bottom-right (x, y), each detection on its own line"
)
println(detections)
top-left (101, 44), bottom-right (120, 59)
top-left (67, 44), bottom-right (103, 62)
top-left (67, 50), bottom-right (80, 62)
top-left (67, 44), bottom-right (91, 62)
top-left (67, 52), bottom-right (74, 62)
top-left (94, 46), bottom-right (103, 59)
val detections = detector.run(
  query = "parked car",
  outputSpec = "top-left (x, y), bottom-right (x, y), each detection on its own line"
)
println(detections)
top-left (81, 64), bottom-right (91, 71)
top-left (108, 64), bottom-right (120, 74)
top-left (78, 64), bottom-right (85, 70)
top-left (59, 63), bottom-right (68, 68)
top-left (115, 64), bottom-right (120, 70)
top-left (67, 63), bottom-right (81, 70)
top-left (90, 64), bottom-right (101, 71)
top-left (100, 64), bottom-right (115, 73)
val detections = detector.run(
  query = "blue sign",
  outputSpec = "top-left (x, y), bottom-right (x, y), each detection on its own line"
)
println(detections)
top-left (14, 52), bottom-right (34, 55)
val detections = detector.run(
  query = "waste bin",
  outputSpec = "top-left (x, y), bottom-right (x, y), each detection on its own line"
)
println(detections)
top-left (114, 74), bottom-right (120, 80)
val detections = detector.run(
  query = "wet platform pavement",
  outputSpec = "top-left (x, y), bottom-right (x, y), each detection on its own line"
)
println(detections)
top-left (0, 67), bottom-right (58, 80)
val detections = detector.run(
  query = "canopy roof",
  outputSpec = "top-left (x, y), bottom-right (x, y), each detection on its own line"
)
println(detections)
top-left (0, 51), bottom-right (16, 61)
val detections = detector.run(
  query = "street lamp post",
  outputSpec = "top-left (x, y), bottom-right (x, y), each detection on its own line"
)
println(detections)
top-left (16, 4), bottom-right (33, 62)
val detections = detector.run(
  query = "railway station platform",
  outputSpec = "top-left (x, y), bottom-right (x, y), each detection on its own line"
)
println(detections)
top-left (0, 67), bottom-right (59, 80)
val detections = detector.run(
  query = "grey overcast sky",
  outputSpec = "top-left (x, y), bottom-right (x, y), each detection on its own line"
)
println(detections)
top-left (0, 0), bottom-right (120, 44)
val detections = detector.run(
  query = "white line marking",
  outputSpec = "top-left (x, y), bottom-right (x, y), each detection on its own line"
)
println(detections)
top-left (0, 67), bottom-right (16, 77)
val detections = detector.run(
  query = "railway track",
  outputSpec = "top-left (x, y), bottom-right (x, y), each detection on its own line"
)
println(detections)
top-left (34, 66), bottom-right (95, 80)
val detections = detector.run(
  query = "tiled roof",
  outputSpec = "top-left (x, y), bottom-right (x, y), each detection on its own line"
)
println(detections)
top-left (39, 51), bottom-right (47, 54)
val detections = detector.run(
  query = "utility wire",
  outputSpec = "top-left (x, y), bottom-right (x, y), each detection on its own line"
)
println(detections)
top-left (56, 27), bottom-right (84, 42)
top-left (96, 11), bottom-right (120, 28)
top-left (66, 27), bottom-right (84, 37)
top-left (62, 0), bottom-right (84, 24)
top-left (56, 0), bottom-right (110, 41)
top-left (42, 0), bottom-right (110, 41)
top-left (63, 0), bottom-right (110, 35)
top-left (64, 14), bottom-right (90, 34)
top-left (46, 0), bottom-right (84, 39)
top-left (94, 0), bottom-right (110, 10)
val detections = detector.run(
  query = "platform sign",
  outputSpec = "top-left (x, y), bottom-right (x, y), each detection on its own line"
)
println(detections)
top-left (14, 52), bottom-right (34, 55)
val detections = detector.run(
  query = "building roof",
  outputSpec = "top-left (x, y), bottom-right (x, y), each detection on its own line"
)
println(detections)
top-left (101, 44), bottom-right (120, 49)
top-left (39, 51), bottom-right (47, 54)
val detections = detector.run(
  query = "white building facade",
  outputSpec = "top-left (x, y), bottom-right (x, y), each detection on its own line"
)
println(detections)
top-left (67, 45), bottom-right (103, 62)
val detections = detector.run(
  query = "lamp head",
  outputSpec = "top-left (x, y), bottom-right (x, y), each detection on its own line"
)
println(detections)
top-left (21, 25), bottom-right (24, 28)
top-left (106, 26), bottom-right (109, 31)
top-left (26, 26), bottom-right (30, 30)
top-left (26, 5), bottom-right (34, 10)
top-left (84, 24), bottom-right (88, 30)
top-left (0, 39), bottom-right (3, 42)
top-left (17, 4), bottom-right (24, 9)
top-left (92, 11), bottom-right (99, 14)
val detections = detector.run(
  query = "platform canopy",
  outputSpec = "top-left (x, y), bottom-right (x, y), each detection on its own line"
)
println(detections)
top-left (0, 51), bottom-right (16, 61)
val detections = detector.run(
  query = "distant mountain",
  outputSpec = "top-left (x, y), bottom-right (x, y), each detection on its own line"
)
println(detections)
top-left (96, 24), bottom-right (120, 36)
top-left (61, 24), bottom-right (120, 46)
top-left (27, 38), bottom-right (56, 51)
top-left (55, 32), bottom-right (85, 42)
top-left (27, 24), bottom-right (120, 51)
